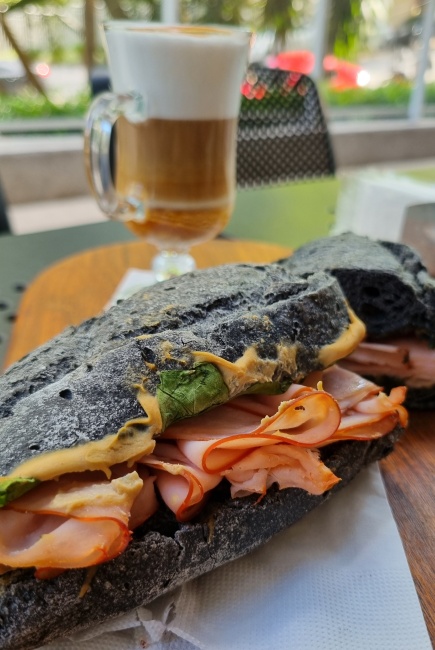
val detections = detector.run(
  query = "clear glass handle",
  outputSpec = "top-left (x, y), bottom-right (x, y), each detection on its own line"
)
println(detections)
top-left (84, 91), bottom-right (146, 219)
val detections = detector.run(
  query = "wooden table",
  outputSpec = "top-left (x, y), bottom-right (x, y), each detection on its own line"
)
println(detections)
top-left (3, 238), bottom-right (434, 644)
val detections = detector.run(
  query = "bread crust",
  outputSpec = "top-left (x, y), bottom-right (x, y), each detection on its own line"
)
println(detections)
top-left (279, 233), bottom-right (435, 341)
top-left (279, 234), bottom-right (435, 408)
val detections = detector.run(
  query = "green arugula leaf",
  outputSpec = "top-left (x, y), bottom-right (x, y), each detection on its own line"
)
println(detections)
top-left (0, 477), bottom-right (40, 508)
top-left (157, 363), bottom-right (229, 430)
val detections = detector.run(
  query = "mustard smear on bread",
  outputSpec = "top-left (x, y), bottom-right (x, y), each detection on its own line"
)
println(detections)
top-left (318, 307), bottom-right (366, 367)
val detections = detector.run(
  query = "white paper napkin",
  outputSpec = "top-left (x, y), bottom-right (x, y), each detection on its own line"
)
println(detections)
top-left (41, 465), bottom-right (431, 650)
top-left (105, 268), bottom-right (156, 308)
top-left (40, 270), bottom-right (431, 650)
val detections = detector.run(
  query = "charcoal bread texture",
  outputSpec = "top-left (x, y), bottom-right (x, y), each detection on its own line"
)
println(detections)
top-left (1, 262), bottom-right (332, 418)
top-left (278, 233), bottom-right (435, 342)
top-left (0, 427), bottom-right (402, 650)
top-left (0, 266), bottom-right (359, 476)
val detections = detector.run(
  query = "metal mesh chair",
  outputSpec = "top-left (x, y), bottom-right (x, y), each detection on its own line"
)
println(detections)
top-left (236, 66), bottom-right (335, 188)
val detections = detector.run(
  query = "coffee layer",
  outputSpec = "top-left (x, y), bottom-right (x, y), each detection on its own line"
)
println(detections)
top-left (115, 117), bottom-right (237, 207)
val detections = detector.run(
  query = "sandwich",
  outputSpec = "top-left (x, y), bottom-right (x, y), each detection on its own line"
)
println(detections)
top-left (0, 263), bottom-right (407, 650)
top-left (279, 232), bottom-right (435, 409)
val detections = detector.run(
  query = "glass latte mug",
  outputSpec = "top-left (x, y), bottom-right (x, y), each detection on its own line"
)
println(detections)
top-left (84, 22), bottom-right (251, 280)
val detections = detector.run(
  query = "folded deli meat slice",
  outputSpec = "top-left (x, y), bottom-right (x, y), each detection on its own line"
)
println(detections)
top-left (0, 471), bottom-right (154, 574)
top-left (0, 367), bottom-right (407, 573)
top-left (339, 338), bottom-right (435, 389)
top-left (159, 385), bottom-right (342, 473)
top-left (142, 367), bottom-right (407, 516)
top-left (140, 444), bottom-right (222, 521)
top-left (222, 444), bottom-right (339, 498)
top-left (319, 365), bottom-right (408, 441)
top-left (141, 387), bottom-right (342, 514)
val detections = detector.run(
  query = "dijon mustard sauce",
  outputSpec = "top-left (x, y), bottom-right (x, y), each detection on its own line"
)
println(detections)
top-left (318, 307), bottom-right (366, 367)
top-left (9, 425), bottom-right (155, 482)
top-left (3, 305), bottom-right (365, 487)
top-left (192, 348), bottom-right (293, 397)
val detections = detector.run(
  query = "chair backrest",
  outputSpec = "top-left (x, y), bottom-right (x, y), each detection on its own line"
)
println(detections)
top-left (236, 66), bottom-right (335, 189)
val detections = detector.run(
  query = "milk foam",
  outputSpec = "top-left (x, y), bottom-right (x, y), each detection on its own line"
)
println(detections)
top-left (104, 24), bottom-right (250, 120)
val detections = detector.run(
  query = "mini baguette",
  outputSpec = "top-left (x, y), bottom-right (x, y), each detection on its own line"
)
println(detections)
top-left (0, 262), bottom-right (403, 649)
top-left (1, 263), bottom-right (355, 419)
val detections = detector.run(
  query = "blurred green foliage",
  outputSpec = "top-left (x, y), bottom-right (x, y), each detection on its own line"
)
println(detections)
top-left (324, 82), bottom-right (435, 107)
top-left (0, 88), bottom-right (91, 119)
top-left (4, 80), bottom-right (435, 121)
top-left (26, 44), bottom-right (87, 65)
top-left (322, 82), bottom-right (412, 106)
top-left (328, 0), bottom-right (363, 59)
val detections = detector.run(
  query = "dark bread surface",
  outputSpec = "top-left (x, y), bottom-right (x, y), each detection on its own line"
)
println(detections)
top-left (0, 428), bottom-right (402, 650)
top-left (0, 266), bottom-right (355, 475)
top-left (278, 233), bottom-right (435, 342)
top-left (1, 262), bottom-right (333, 416)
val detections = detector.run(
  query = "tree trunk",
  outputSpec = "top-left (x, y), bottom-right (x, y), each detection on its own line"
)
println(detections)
top-left (104, 0), bottom-right (129, 20)
top-left (0, 13), bottom-right (47, 98)
top-left (84, 0), bottom-right (96, 79)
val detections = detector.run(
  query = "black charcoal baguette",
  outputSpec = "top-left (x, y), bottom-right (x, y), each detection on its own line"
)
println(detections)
top-left (0, 265), bottom-right (359, 476)
top-left (278, 234), bottom-right (435, 409)
top-left (278, 232), bottom-right (435, 341)
top-left (0, 428), bottom-right (402, 650)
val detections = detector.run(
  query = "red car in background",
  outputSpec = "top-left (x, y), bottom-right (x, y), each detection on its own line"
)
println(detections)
top-left (266, 50), bottom-right (370, 89)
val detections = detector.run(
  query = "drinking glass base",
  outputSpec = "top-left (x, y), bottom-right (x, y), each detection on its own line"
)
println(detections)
top-left (152, 250), bottom-right (196, 282)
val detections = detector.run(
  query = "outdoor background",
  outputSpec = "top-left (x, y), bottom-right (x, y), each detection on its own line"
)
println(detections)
top-left (1, 0), bottom-right (435, 126)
